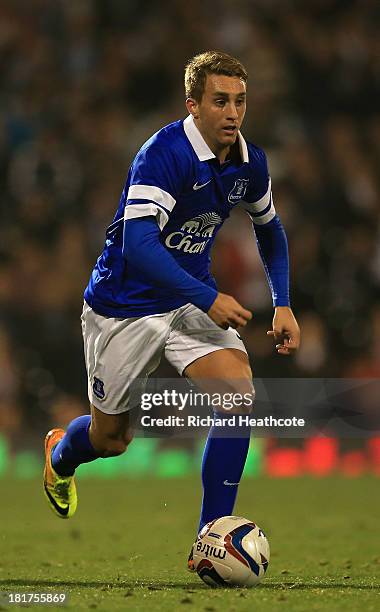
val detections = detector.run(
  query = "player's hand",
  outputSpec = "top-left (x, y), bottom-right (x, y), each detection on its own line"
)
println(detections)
top-left (267, 306), bottom-right (300, 355)
top-left (208, 292), bottom-right (252, 330)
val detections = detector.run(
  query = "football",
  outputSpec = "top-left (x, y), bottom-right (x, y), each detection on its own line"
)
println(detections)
top-left (192, 515), bottom-right (270, 587)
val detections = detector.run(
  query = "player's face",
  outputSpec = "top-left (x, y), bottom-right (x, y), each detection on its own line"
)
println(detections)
top-left (186, 74), bottom-right (247, 161)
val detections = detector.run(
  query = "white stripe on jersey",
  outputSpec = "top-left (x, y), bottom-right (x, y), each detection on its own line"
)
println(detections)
top-left (124, 202), bottom-right (169, 230)
top-left (240, 179), bottom-right (272, 213)
top-left (251, 201), bottom-right (276, 225)
top-left (127, 184), bottom-right (176, 212)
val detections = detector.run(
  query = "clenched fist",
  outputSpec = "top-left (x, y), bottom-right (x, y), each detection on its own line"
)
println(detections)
top-left (208, 292), bottom-right (252, 330)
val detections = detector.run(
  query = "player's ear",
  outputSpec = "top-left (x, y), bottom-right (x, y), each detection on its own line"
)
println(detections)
top-left (186, 97), bottom-right (199, 119)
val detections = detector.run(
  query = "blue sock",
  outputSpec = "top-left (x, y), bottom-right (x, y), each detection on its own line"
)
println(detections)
top-left (51, 415), bottom-right (99, 477)
top-left (198, 412), bottom-right (251, 532)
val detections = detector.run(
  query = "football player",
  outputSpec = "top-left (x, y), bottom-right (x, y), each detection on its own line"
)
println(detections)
top-left (43, 52), bottom-right (300, 566)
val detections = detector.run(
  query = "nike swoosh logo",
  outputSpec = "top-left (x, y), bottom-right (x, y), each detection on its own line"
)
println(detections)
top-left (44, 483), bottom-right (69, 516)
top-left (193, 180), bottom-right (211, 191)
top-left (223, 480), bottom-right (240, 486)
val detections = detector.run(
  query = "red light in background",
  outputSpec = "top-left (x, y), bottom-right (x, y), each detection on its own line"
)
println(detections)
top-left (266, 448), bottom-right (304, 477)
top-left (367, 437), bottom-right (380, 475)
top-left (340, 450), bottom-right (367, 477)
top-left (304, 437), bottom-right (338, 476)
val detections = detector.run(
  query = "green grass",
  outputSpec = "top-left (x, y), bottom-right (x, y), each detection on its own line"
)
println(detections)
top-left (0, 476), bottom-right (379, 611)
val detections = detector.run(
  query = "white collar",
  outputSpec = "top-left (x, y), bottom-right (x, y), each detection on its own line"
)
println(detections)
top-left (183, 114), bottom-right (249, 163)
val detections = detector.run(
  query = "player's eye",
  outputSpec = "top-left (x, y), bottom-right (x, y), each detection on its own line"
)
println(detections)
top-left (215, 99), bottom-right (226, 106)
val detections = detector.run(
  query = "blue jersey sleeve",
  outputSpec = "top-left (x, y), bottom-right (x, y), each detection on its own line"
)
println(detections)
top-left (122, 134), bottom-right (217, 313)
top-left (254, 216), bottom-right (290, 307)
top-left (240, 147), bottom-right (290, 307)
top-left (122, 217), bottom-right (218, 312)
top-left (123, 141), bottom-right (187, 230)
top-left (239, 147), bottom-right (275, 226)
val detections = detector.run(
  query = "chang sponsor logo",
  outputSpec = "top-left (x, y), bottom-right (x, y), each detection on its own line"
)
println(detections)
top-left (165, 212), bottom-right (222, 254)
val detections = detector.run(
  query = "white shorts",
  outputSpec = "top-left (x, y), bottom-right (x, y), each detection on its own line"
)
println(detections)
top-left (81, 301), bottom-right (247, 414)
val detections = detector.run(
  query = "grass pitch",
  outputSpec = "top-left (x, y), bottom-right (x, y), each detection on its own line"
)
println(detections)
top-left (0, 475), bottom-right (379, 611)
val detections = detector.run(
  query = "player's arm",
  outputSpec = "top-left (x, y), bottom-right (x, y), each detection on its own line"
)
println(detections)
top-left (240, 150), bottom-right (300, 354)
top-left (123, 217), bottom-right (251, 330)
top-left (253, 215), bottom-right (300, 355)
top-left (123, 142), bottom-right (251, 329)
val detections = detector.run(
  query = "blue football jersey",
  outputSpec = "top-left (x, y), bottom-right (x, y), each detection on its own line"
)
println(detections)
top-left (84, 115), bottom-right (275, 317)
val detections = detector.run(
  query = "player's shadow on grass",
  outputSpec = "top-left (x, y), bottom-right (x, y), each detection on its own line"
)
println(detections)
top-left (0, 579), bottom-right (205, 591)
top-left (0, 579), bottom-right (378, 591)
top-left (260, 582), bottom-right (379, 591)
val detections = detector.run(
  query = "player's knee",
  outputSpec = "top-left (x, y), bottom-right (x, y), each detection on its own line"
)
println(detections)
top-left (232, 386), bottom-right (255, 415)
top-left (93, 431), bottom-right (134, 458)
top-left (218, 382), bottom-right (255, 415)
top-left (98, 441), bottom-right (126, 458)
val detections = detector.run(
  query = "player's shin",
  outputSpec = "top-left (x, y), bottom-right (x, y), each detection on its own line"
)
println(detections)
top-left (51, 415), bottom-right (100, 476)
top-left (198, 411), bottom-right (251, 532)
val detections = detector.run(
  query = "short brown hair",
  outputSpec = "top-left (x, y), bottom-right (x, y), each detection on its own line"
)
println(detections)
top-left (185, 51), bottom-right (248, 101)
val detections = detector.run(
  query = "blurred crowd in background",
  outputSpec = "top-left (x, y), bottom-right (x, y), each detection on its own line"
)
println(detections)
top-left (0, 0), bottom-right (379, 450)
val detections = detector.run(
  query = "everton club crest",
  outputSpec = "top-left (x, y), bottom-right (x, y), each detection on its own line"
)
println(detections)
top-left (228, 178), bottom-right (249, 205)
top-left (93, 376), bottom-right (105, 400)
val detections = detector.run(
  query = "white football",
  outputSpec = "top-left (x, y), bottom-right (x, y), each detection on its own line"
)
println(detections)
top-left (192, 515), bottom-right (270, 587)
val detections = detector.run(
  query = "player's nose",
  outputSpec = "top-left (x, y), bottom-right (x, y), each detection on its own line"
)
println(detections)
top-left (225, 102), bottom-right (239, 120)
